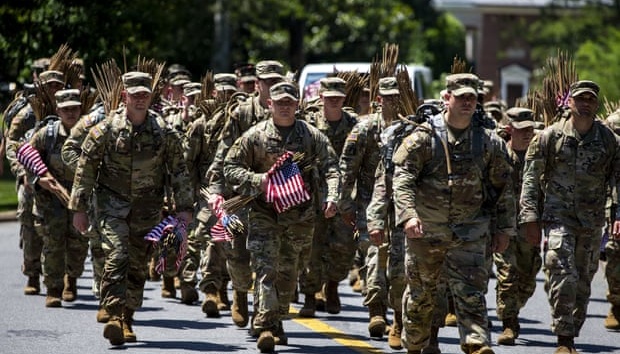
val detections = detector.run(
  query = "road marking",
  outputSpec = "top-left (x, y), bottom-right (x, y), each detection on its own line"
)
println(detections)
top-left (289, 306), bottom-right (385, 354)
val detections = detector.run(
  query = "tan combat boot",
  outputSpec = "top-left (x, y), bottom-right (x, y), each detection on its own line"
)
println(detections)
top-left (257, 330), bottom-right (275, 353)
top-left (299, 293), bottom-right (317, 318)
top-left (96, 306), bottom-right (111, 323)
top-left (444, 312), bottom-right (457, 327)
top-left (554, 336), bottom-right (575, 354)
top-left (217, 282), bottom-right (230, 311)
top-left (161, 276), bottom-right (176, 298)
top-left (466, 344), bottom-right (494, 354)
top-left (422, 326), bottom-right (441, 354)
top-left (231, 290), bottom-right (249, 327)
top-left (201, 285), bottom-right (220, 317)
top-left (315, 290), bottom-right (326, 312)
top-left (62, 275), bottom-right (77, 302)
top-left (24, 276), bottom-right (40, 295)
top-left (388, 311), bottom-right (403, 349)
top-left (103, 316), bottom-right (125, 346)
top-left (148, 258), bottom-right (160, 281)
top-left (45, 288), bottom-right (62, 308)
top-left (122, 308), bottom-right (137, 343)
top-left (604, 305), bottom-right (620, 330)
top-left (367, 303), bottom-right (386, 338)
top-left (180, 283), bottom-right (199, 305)
top-left (497, 317), bottom-right (519, 345)
top-left (325, 280), bottom-right (341, 314)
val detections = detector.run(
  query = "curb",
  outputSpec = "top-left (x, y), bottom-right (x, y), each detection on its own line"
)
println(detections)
top-left (0, 210), bottom-right (17, 222)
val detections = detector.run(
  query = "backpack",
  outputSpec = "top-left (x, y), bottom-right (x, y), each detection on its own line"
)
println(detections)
top-left (3, 95), bottom-right (35, 133)
top-left (23, 115), bottom-right (61, 167)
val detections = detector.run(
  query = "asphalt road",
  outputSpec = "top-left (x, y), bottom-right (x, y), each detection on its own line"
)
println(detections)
top-left (0, 220), bottom-right (618, 354)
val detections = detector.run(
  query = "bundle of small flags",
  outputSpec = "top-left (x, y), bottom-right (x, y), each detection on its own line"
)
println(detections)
top-left (144, 215), bottom-right (188, 274)
top-left (210, 195), bottom-right (245, 242)
top-left (265, 151), bottom-right (311, 213)
top-left (17, 142), bottom-right (70, 206)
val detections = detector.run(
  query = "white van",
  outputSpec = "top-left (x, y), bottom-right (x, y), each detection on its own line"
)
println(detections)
top-left (297, 62), bottom-right (432, 101)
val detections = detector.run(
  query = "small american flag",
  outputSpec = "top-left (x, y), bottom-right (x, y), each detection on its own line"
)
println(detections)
top-left (210, 195), bottom-right (233, 242)
top-left (265, 151), bottom-right (311, 213)
top-left (17, 143), bottom-right (48, 176)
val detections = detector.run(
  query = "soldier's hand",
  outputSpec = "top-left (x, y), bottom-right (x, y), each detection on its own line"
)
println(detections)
top-left (492, 231), bottom-right (510, 253)
top-left (404, 218), bottom-right (423, 239)
top-left (207, 194), bottom-right (224, 214)
top-left (612, 219), bottom-right (620, 240)
top-left (324, 201), bottom-right (337, 218)
top-left (369, 229), bottom-right (384, 246)
top-left (341, 211), bottom-right (356, 228)
top-left (73, 211), bottom-right (89, 234)
top-left (524, 222), bottom-right (542, 246)
top-left (260, 173), bottom-right (269, 193)
top-left (36, 175), bottom-right (58, 192)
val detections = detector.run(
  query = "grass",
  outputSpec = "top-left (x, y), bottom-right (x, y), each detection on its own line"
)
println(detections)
top-left (0, 179), bottom-right (17, 211)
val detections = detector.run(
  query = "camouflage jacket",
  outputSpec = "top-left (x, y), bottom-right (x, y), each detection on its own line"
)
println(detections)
top-left (61, 105), bottom-right (107, 173)
top-left (392, 114), bottom-right (516, 239)
top-left (68, 108), bottom-right (193, 219)
top-left (6, 103), bottom-right (37, 178)
top-left (305, 109), bottom-right (357, 156)
top-left (520, 118), bottom-right (620, 229)
top-left (224, 118), bottom-right (340, 216)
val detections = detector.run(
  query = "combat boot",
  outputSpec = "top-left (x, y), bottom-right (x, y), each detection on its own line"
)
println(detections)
top-left (96, 306), bottom-right (111, 323)
top-left (315, 290), bottom-right (326, 312)
top-left (274, 321), bottom-right (288, 346)
top-left (256, 330), bottom-right (275, 353)
top-left (45, 288), bottom-right (62, 308)
top-left (148, 258), bottom-right (160, 281)
top-left (24, 276), bottom-right (40, 295)
top-left (161, 276), bottom-right (176, 298)
top-left (299, 293), bottom-right (317, 318)
top-left (422, 326), bottom-right (441, 354)
top-left (388, 311), bottom-right (403, 349)
top-left (604, 305), bottom-right (620, 330)
top-left (180, 283), bottom-right (199, 305)
top-left (201, 285), bottom-right (220, 317)
top-left (122, 308), bottom-right (137, 343)
top-left (554, 335), bottom-right (575, 354)
top-left (444, 312), bottom-right (457, 327)
top-left (324, 280), bottom-right (341, 314)
top-left (367, 303), bottom-right (386, 338)
top-left (231, 290), bottom-right (249, 327)
top-left (217, 282), bottom-right (230, 311)
top-left (62, 275), bottom-right (77, 302)
top-left (103, 316), bottom-right (125, 346)
top-left (464, 344), bottom-right (494, 354)
top-left (497, 317), bottom-right (519, 345)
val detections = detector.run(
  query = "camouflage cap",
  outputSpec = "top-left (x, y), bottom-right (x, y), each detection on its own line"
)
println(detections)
top-left (214, 73), bottom-right (238, 92)
top-left (484, 101), bottom-right (503, 113)
top-left (39, 70), bottom-right (65, 85)
top-left (446, 73), bottom-right (479, 96)
top-left (183, 82), bottom-right (202, 97)
top-left (506, 107), bottom-right (536, 129)
top-left (169, 74), bottom-right (191, 86)
top-left (378, 77), bottom-right (399, 96)
top-left (235, 64), bottom-right (257, 83)
top-left (270, 81), bottom-right (299, 101)
top-left (122, 71), bottom-right (152, 94)
top-left (55, 89), bottom-right (81, 108)
top-left (31, 58), bottom-right (50, 70)
top-left (320, 77), bottom-right (346, 97)
top-left (570, 80), bottom-right (599, 98)
top-left (256, 60), bottom-right (284, 80)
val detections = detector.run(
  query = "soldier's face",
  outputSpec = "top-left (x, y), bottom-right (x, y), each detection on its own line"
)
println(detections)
top-left (569, 93), bottom-right (598, 119)
top-left (269, 97), bottom-right (298, 119)
top-left (259, 78), bottom-right (282, 98)
top-left (322, 96), bottom-right (345, 110)
top-left (57, 105), bottom-right (81, 129)
top-left (448, 93), bottom-right (477, 116)
top-left (126, 91), bottom-right (152, 111)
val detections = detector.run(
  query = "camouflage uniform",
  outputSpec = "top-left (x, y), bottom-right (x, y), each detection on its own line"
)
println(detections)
top-left (224, 118), bottom-right (340, 334)
top-left (68, 107), bottom-right (193, 317)
top-left (520, 116), bottom-right (620, 338)
top-left (392, 110), bottom-right (515, 351)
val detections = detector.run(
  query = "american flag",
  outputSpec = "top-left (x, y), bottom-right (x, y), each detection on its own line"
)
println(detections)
top-left (210, 195), bottom-right (233, 242)
top-left (266, 151), bottom-right (311, 213)
top-left (17, 143), bottom-right (48, 176)
top-left (144, 216), bottom-right (188, 274)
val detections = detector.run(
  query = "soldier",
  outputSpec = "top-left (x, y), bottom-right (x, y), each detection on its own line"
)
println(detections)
top-left (235, 63), bottom-right (258, 94)
top-left (224, 81), bottom-right (340, 352)
top-left (26, 89), bottom-right (89, 308)
top-left (69, 71), bottom-right (193, 346)
top-left (520, 80), bottom-right (620, 354)
top-left (203, 60), bottom-right (284, 325)
top-left (298, 77), bottom-right (357, 317)
top-left (493, 107), bottom-right (542, 345)
top-left (6, 70), bottom-right (65, 296)
top-left (393, 73), bottom-right (515, 354)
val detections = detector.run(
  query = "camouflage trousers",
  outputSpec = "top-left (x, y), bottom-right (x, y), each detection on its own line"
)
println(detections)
top-left (178, 214), bottom-right (202, 286)
top-left (494, 227), bottom-right (542, 321)
top-left (543, 223), bottom-right (601, 337)
top-left (89, 236), bottom-right (105, 299)
top-left (18, 184), bottom-right (41, 277)
top-left (35, 208), bottom-right (89, 292)
top-left (363, 228), bottom-right (406, 313)
top-left (299, 212), bottom-right (356, 294)
top-left (248, 206), bottom-right (314, 332)
top-left (98, 212), bottom-right (158, 316)
top-left (403, 234), bottom-right (490, 351)
top-left (606, 238), bottom-right (620, 306)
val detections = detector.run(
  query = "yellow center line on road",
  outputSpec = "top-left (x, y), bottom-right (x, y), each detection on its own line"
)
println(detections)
top-left (289, 306), bottom-right (385, 354)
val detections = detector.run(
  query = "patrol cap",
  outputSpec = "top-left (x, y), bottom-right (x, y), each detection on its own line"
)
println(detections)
top-left (31, 58), bottom-right (50, 71)
top-left (169, 74), bottom-right (191, 86)
top-left (506, 107), bottom-right (536, 129)
top-left (55, 89), bottom-right (81, 108)
top-left (270, 81), bottom-right (299, 101)
top-left (183, 82), bottom-right (202, 97)
top-left (446, 73), bottom-right (479, 96)
top-left (256, 60), bottom-right (284, 80)
top-left (570, 80), bottom-right (599, 98)
top-left (122, 71), bottom-right (152, 94)
top-left (484, 101), bottom-right (503, 113)
top-left (319, 77), bottom-right (346, 97)
top-left (378, 77), bottom-right (399, 96)
top-left (235, 64), bottom-right (257, 83)
top-left (214, 73), bottom-right (238, 92)
top-left (39, 70), bottom-right (65, 85)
